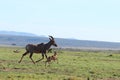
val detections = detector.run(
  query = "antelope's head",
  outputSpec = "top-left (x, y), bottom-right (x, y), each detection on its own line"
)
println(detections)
top-left (49, 36), bottom-right (57, 47)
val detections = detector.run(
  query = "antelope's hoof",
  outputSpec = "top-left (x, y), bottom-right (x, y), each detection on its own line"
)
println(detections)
top-left (33, 61), bottom-right (35, 64)
top-left (35, 61), bottom-right (39, 63)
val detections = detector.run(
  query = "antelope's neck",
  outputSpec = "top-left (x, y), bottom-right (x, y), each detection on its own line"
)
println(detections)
top-left (45, 41), bottom-right (52, 50)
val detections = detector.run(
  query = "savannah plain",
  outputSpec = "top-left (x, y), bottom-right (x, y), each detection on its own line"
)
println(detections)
top-left (0, 47), bottom-right (120, 80)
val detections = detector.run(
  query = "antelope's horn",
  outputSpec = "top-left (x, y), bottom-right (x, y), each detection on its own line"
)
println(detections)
top-left (49, 36), bottom-right (54, 40)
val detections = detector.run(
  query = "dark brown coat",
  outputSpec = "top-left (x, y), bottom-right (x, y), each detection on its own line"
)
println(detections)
top-left (18, 36), bottom-right (57, 64)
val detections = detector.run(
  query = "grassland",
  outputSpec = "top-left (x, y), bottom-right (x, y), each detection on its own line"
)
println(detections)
top-left (0, 47), bottom-right (120, 80)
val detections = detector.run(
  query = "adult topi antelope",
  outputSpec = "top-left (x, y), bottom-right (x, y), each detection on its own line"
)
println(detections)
top-left (18, 36), bottom-right (57, 64)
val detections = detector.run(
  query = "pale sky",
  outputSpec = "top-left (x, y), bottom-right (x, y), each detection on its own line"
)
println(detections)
top-left (0, 0), bottom-right (120, 42)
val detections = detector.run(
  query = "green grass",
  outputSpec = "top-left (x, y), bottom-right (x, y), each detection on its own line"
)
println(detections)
top-left (0, 47), bottom-right (120, 80)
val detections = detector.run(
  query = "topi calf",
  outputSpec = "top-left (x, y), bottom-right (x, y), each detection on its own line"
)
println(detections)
top-left (45, 51), bottom-right (58, 66)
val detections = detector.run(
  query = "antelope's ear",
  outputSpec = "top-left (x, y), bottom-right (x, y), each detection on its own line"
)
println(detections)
top-left (49, 38), bottom-right (52, 40)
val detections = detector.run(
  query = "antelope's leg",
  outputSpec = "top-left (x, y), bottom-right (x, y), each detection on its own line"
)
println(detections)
top-left (45, 61), bottom-right (48, 67)
top-left (45, 53), bottom-right (48, 59)
top-left (56, 58), bottom-right (59, 64)
top-left (36, 53), bottom-right (44, 63)
top-left (18, 51), bottom-right (29, 63)
top-left (29, 52), bottom-right (35, 64)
